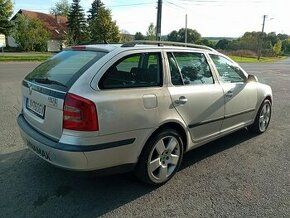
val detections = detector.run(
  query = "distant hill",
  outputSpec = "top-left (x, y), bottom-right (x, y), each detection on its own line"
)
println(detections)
top-left (203, 37), bottom-right (236, 41)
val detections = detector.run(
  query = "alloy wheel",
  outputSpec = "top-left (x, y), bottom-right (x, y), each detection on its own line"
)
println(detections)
top-left (147, 136), bottom-right (181, 182)
top-left (259, 102), bottom-right (271, 132)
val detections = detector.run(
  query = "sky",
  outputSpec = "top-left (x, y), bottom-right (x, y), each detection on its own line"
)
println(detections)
top-left (12, 0), bottom-right (290, 37)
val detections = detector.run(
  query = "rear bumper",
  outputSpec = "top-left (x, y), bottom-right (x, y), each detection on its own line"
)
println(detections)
top-left (17, 114), bottom-right (138, 171)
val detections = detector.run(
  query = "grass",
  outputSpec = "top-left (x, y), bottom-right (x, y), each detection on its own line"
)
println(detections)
top-left (0, 55), bottom-right (51, 62)
top-left (229, 55), bottom-right (287, 63)
top-left (0, 53), bottom-right (287, 63)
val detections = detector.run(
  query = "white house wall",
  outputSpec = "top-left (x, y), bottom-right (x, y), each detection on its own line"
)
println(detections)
top-left (47, 40), bottom-right (62, 52)
top-left (6, 36), bottom-right (63, 51)
top-left (0, 34), bottom-right (6, 47)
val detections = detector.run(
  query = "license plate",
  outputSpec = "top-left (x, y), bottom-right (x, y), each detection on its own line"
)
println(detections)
top-left (26, 98), bottom-right (46, 118)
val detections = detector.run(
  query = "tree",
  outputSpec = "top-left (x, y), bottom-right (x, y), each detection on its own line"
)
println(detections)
top-left (167, 28), bottom-right (201, 44)
top-left (67, 0), bottom-right (87, 44)
top-left (200, 38), bottom-right (215, 48)
top-left (13, 14), bottom-right (50, 51)
top-left (88, 3), bottom-right (120, 43)
top-left (266, 32), bottom-right (278, 47)
top-left (182, 28), bottom-right (201, 43)
top-left (87, 0), bottom-right (103, 22)
top-left (146, 23), bottom-right (156, 40)
top-left (167, 30), bottom-right (178, 42)
top-left (0, 0), bottom-right (13, 35)
top-left (277, 33), bottom-right (288, 41)
top-left (272, 40), bottom-right (282, 56)
top-left (281, 38), bottom-right (290, 54)
top-left (50, 0), bottom-right (70, 16)
top-left (134, 32), bottom-right (145, 40)
top-left (240, 31), bottom-right (260, 51)
top-left (215, 39), bottom-right (230, 50)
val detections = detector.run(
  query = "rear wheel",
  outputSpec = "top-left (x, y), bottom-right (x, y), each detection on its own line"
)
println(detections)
top-left (249, 99), bottom-right (271, 134)
top-left (135, 129), bottom-right (184, 185)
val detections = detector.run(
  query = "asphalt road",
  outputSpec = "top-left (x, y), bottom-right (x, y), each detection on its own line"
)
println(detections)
top-left (0, 59), bottom-right (289, 218)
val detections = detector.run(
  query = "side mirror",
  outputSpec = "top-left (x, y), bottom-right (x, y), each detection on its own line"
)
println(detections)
top-left (247, 74), bottom-right (258, 82)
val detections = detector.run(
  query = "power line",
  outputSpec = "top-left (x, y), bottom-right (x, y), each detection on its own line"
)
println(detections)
top-left (13, 2), bottom-right (156, 12)
top-left (108, 2), bottom-right (156, 8)
top-left (168, 0), bottom-right (265, 7)
top-left (165, 0), bottom-right (186, 10)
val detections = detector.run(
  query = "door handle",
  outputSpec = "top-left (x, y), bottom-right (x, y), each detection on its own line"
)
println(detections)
top-left (175, 96), bottom-right (188, 105)
top-left (225, 91), bottom-right (233, 97)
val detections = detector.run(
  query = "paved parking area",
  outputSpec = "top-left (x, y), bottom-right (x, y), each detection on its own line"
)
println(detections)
top-left (0, 60), bottom-right (289, 217)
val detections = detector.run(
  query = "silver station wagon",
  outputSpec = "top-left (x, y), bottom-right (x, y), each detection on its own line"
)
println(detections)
top-left (17, 41), bottom-right (272, 185)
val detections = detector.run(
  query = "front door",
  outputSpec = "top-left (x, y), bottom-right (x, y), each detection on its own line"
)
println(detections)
top-left (167, 51), bottom-right (224, 142)
top-left (209, 54), bottom-right (257, 132)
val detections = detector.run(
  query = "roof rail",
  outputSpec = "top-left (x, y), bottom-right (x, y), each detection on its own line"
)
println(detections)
top-left (121, 40), bottom-right (216, 52)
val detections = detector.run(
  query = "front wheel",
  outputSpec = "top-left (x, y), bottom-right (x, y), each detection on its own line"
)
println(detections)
top-left (135, 129), bottom-right (184, 185)
top-left (249, 99), bottom-right (272, 134)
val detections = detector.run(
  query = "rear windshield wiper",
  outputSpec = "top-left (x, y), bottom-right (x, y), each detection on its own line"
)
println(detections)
top-left (32, 78), bottom-right (67, 88)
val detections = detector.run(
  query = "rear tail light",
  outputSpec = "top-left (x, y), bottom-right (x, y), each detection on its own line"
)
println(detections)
top-left (63, 93), bottom-right (98, 131)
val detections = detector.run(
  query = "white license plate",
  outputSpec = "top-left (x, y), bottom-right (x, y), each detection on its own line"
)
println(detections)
top-left (26, 98), bottom-right (46, 118)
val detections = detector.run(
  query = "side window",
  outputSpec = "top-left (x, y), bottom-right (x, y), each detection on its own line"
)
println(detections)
top-left (100, 53), bottom-right (162, 89)
top-left (116, 55), bottom-right (139, 72)
top-left (210, 54), bottom-right (246, 83)
top-left (168, 52), bottom-right (214, 85)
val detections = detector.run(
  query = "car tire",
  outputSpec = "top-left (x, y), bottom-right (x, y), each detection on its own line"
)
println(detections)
top-left (135, 129), bottom-right (184, 185)
top-left (249, 99), bottom-right (272, 134)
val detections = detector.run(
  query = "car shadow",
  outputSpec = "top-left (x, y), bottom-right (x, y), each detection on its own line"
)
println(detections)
top-left (0, 128), bottom-right (257, 217)
top-left (180, 128), bottom-right (257, 170)
top-left (0, 148), bottom-right (156, 217)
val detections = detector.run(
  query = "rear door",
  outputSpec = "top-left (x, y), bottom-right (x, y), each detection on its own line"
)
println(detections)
top-left (93, 51), bottom-right (169, 136)
top-left (22, 50), bottom-right (105, 140)
top-left (166, 51), bottom-right (224, 142)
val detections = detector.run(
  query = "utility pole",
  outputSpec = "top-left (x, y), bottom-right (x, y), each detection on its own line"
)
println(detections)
top-left (257, 15), bottom-right (267, 60)
top-left (185, 14), bottom-right (188, 43)
top-left (156, 0), bottom-right (162, 41)
top-left (261, 15), bottom-right (267, 33)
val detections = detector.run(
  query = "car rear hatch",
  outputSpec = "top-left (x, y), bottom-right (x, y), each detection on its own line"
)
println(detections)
top-left (21, 49), bottom-right (106, 140)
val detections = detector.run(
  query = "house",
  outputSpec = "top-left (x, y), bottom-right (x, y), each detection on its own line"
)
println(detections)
top-left (0, 34), bottom-right (5, 48)
top-left (10, 9), bottom-right (68, 52)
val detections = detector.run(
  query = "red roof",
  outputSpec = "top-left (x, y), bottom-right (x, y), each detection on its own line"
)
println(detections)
top-left (12, 9), bottom-right (68, 40)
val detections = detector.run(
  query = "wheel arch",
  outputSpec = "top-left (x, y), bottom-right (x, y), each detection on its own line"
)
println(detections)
top-left (252, 95), bottom-right (272, 124)
top-left (138, 121), bottom-right (189, 161)
top-left (134, 121), bottom-right (189, 184)
top-left (159, 122), bottom-right (188, 150)
top-left (264, 95), bottom-right (272, 104)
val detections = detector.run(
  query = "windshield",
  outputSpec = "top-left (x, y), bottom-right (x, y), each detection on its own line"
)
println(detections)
top-left (25, 50), bottom-right (106, 89)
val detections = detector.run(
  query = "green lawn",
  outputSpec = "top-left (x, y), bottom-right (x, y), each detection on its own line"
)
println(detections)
top-left (0, 55), bottom-right (51, 62)
top-left (229, 55), bottom-right (287, 63)
top-left (0, 53), bottom-right (287, 63)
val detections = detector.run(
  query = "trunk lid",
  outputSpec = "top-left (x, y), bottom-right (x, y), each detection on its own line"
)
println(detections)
top-left (21, 50), bottom-right (106, 140)
top-left (22, 81), bottom-right (65, 140)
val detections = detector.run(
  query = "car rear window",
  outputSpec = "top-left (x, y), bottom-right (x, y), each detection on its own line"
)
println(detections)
top-left (25, 50), bottom-right (106, 90)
